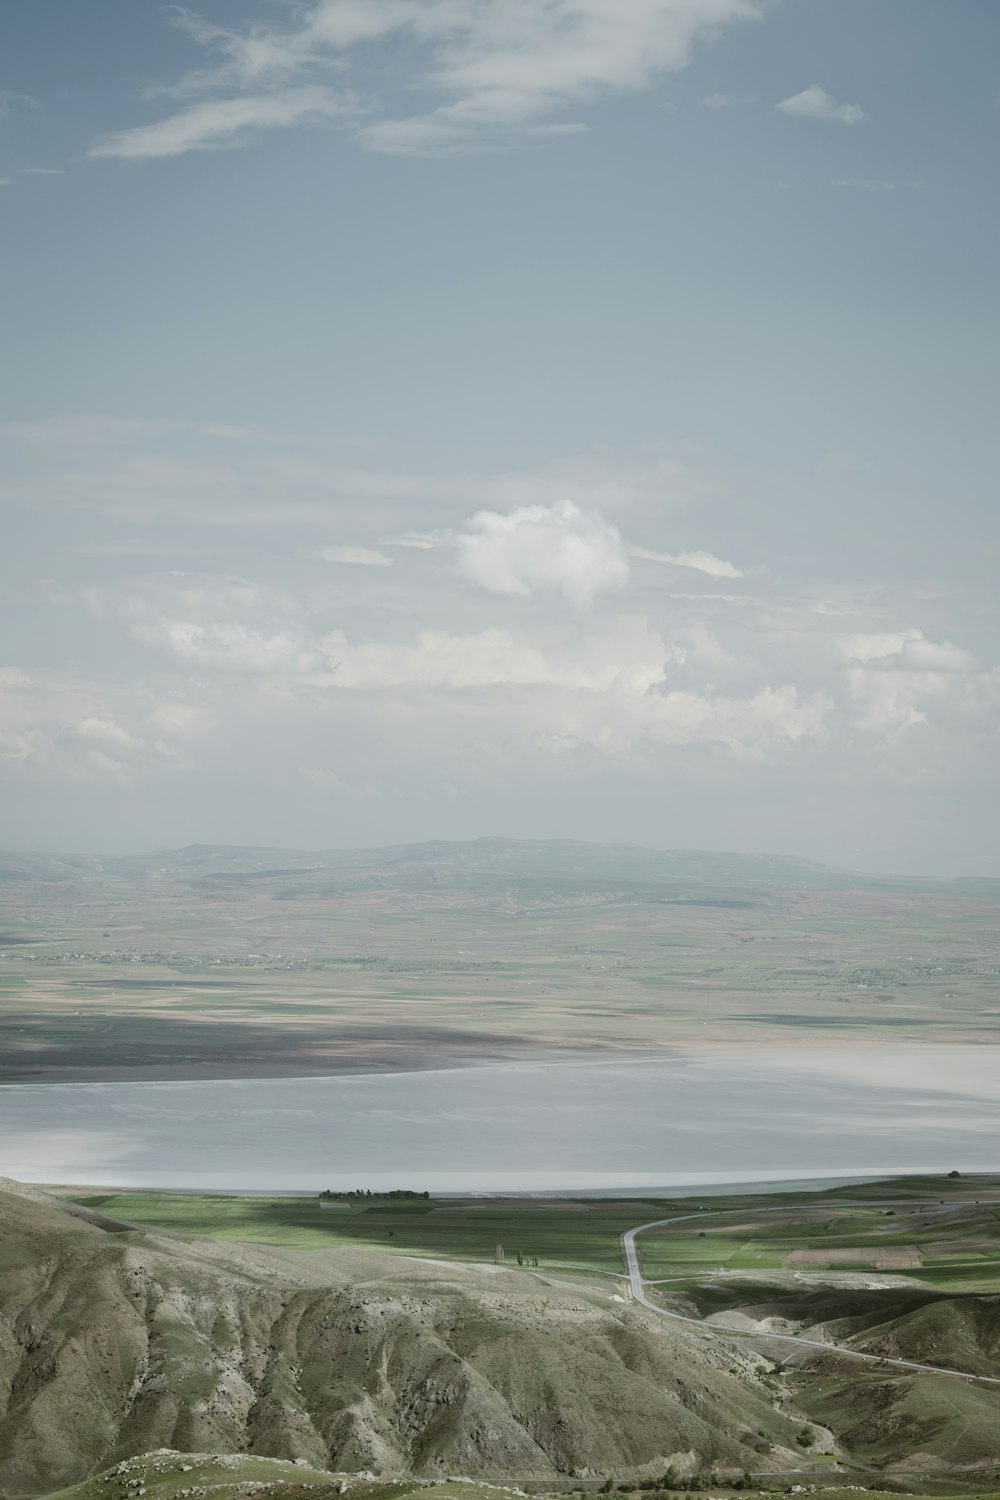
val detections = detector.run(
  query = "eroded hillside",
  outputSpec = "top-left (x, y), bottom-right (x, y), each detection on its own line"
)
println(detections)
top-left (0, 1181), bottom-right (794, 1496)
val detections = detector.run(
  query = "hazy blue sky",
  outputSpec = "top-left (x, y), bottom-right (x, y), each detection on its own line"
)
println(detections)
top-left (1, 0), bottom-right (997, 872)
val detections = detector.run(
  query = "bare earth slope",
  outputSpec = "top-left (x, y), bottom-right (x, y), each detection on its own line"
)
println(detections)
top-left (0, 1181), bottom-right (795, 1497)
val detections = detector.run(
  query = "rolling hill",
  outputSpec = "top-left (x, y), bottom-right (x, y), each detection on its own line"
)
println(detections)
top-left (0, 1178), bottom-right (799, 1496)
top-left (2, 838), bottom-right (997, 898)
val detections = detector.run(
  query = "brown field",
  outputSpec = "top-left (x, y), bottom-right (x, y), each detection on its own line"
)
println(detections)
top-left (2, 842), bottom-right (999, 1084)
top-left (783, 1246), bottom-right (923, 1269)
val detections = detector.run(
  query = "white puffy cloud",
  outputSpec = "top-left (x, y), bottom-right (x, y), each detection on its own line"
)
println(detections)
top-left (0, 670), bottom-right (209, 785)
top-left (74, 716), bottom-right (141, 751)
top-left (60, 570), bottom-right (321, 676)
top-left (684, 623), bottom-right (736, 666)
top-left (145, 702), bottom-right (215, 739)
top-left (840, 630), bottom-right (979, 739)
top-left (321, 546), bottom-right (393, 567)
top-left (894, 638), bottom-right (973, 674)
top-left (609, 683), bottom-right (831, 756)
top-left (632, 546), bottom-right (742, 578)
top-left (837, 629), bottom-right (922, 663)
top-left (776, 85), bottom-right (868, 125)
top-left (7, 411), bottom-right (998, 857)
top-left (846, 670), bottom-right (929, 737)
top-left (838, 630), bottom-right (973, 674)
top-left (319, 618), bottom-right (673, 692)
top-left (454, 500), bottom-right (630, 607)
top-left (91, 0), bottom-right (760, 159)
top-left (132, 618), bottom-right (320, 673)
top-left (391, 673), bottom-right (832, 760)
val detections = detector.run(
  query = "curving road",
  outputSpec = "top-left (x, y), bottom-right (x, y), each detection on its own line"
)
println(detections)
top-left (622, 1199), bottom-right (1000, 1388)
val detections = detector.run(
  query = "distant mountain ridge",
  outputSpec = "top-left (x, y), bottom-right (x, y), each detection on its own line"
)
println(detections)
top-left (1, 837), bottom-right (998, 897)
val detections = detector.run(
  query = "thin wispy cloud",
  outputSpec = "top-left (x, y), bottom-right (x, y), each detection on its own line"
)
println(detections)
top-left (90, 87), bottom-right (351, 160)
top-left (776, 85), bottom-right (868, 125)
top-left (833, 178), bottom-right (895, 191)
top-left (322, 546), bottom-right (394, 568)
top-left (0, 90), bottom-right (40, 116)
top-left (383, 533), bottom-right (441, 551)
top-left (632, 546), bottom-right (742, 579)
top-left (88, 0), bottom-right (762, 160)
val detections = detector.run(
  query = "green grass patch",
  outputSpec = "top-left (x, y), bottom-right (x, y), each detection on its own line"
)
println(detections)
top-left (69, 1190), bottom-right (656, 1268)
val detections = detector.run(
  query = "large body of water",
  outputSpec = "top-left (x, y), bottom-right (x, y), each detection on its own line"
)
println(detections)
top-left (1, 1043), bottom-right (996, 1193)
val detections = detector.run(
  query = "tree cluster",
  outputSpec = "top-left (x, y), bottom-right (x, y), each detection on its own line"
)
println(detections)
top-left (318, 1188), bottom-right (430, 1201)
top-left (597, 1470), bottom-right (758, 1494)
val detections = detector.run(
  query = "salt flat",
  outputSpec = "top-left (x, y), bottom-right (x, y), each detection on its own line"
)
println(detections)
top-left (1, 1043), bottom-right (996, 1191)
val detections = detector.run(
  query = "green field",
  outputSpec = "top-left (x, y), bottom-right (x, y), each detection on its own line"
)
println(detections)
top-left (65, 1175), bottom-right (1000, 1293)
top-left (634, 1191), bottom-right (1000, 1294)
top-left (66, 1188), bottom-right (666, 1270)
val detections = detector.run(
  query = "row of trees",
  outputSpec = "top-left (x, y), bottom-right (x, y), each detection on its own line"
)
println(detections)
top-left (495, 1244), bottom-right (539, 1267)
top-left (598, 1473), bottom-right (758, 1494)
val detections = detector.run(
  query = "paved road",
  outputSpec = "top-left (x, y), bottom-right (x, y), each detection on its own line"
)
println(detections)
top-left (622, 1199), bottom-right (1000, 1388)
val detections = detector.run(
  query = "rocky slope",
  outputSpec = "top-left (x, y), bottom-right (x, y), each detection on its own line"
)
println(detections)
top-left (0, 1181), bottom-right (794, 1497)
top-left (9, 1180), bottom-right (1000, 1497)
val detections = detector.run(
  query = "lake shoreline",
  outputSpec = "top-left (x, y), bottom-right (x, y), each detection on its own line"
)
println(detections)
top-left (0, 1043), bottom-right (603, 1088)
top-left (2, 1047), bottom-right (997, 1194)
top-left (33, 1169), bottom-right (925, 1199)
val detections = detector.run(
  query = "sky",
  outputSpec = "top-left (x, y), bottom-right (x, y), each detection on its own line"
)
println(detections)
top-left (0, 0), bottom-right (997, 873)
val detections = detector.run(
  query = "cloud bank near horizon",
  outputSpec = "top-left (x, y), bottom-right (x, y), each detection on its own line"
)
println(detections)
top-left (2, 419), bottom-right (995, 870)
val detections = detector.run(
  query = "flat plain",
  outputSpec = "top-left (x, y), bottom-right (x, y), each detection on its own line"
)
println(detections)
top-left (62, 1175), bottom-right (1000, 1291)
top-left (2, 839), bottom-right (999, 1083)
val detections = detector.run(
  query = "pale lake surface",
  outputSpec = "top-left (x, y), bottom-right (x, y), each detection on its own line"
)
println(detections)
top-left (0, 1043), bottom-right (997, 1193)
